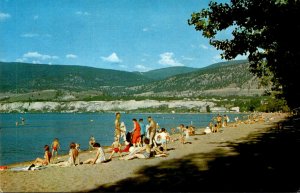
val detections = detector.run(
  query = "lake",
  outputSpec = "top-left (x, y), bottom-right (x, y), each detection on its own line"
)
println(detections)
top-left (0, 112), bottom-right (248, 165)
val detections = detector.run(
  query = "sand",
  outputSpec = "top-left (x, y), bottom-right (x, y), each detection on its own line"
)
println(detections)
top-left (0, 113), bottom-right (290, 192)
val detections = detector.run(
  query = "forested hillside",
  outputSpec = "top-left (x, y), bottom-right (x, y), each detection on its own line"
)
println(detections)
top-left (0, 60), bottom-right (266, 101)
top-left (124, 60), bottom-right (264, 97)
top-left (0, 62), bottom-right (151, 92)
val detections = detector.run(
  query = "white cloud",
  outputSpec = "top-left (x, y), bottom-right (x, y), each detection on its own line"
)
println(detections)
top-left (66, 54), bottom-right (78, 59)
top-left (23, 51), bottom-right (58, 60)
top-left (142, 28), bottom-right (149, 32)
top-left (75, 11), bottom-right (90, 16)
top-left (200, 44), bottom-right (209, 50)
top-left (135, 64), bottom-right (152, 72)
top-left (0, 12), bottom-right (11, 21)
top-left (158, 52), bottom-right (184, 66)
top-left (235, 53), bottom-right (249, 60)
top-left (101, 52), bottom-right (122, 63)
top-left (21, 33), bottom-right (39, 38)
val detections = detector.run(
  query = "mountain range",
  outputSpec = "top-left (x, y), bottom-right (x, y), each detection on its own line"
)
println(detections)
top-left (0, 59), bottom-right (266, 101)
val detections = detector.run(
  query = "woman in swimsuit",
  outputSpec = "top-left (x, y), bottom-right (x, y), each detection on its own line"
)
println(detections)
top-left (131, 119), bottom-right (141, 147)
top-left (55, 142), bottom-right (79, 167)
top-left (83, 143), bottom-right (107, 164)
top-left (120, 138), bottom-right (151, 160)
top-left (34, 145), bottom-right (52, 166)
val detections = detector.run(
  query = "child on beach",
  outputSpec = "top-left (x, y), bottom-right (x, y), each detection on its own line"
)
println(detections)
top-left (88, 136), bottom-right (96, 151)
top-left (51, 138), bottom-right (60, 160)
top-left (108, 137), bottom-right (122, 159)
top-left (83, 143), bottom-right (107, 164)
top-left (212, 124), bottom-right (218, 133)
top-left (184, 126), bottom-right (190, 143)
top-left (33, 145), bottom-right (52, 166)
top-left (178, 124), bottom-right (187, 144)
top-left (120, 122), bottom-right (127, 142)
top-left (55, 142), bottom-right (79, 167)
top-left (120, 141), bottom-right (131, 153)
top-left (204, 126), bottom-right (212, 134)
top-left (156, 128), bottom-right (169, 151)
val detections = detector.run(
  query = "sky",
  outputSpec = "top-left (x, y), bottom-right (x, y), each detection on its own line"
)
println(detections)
top-left (0, 0), bottom-right (245, 72)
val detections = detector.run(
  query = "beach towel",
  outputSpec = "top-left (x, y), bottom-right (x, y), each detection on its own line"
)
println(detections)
top-left (0, 166), bottom-right (8, 171)
top-left (10, 165), bottom-right (48, 171)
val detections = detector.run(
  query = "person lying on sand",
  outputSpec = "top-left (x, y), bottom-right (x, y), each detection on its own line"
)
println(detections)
top-left (120, 138), bottom-right (151, 160)
top-left (152, 146), bottom-right (168, 158)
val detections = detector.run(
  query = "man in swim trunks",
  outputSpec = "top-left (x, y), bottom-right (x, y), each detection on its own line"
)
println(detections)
top-left (216, 114), bottom-right (222, 129)
top-left (147, 116), bottom-right (157, 147)
top-left (114, 112), bottom-right (121, 142)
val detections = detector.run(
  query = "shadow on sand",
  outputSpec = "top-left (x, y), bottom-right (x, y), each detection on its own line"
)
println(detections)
top-left (88, 116), bottom-right (300, 192)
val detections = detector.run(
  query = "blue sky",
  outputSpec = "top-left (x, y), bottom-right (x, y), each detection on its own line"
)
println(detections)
top-left (0, 0), bottom-right (244, 72)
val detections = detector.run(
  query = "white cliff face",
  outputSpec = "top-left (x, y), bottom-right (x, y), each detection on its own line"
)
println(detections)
top-left (0, 100), bottom-right (215, 113)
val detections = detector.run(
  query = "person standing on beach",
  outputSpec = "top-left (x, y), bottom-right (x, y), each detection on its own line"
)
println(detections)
top-left (179, 124), bottom-right (186, 144)
top-left (216, 114), bottom-right (222, 129)
top-left (114, 112), bottom-right (121, 142)
top-left (88, 136), bottom-right (96, 151)
top-left (139, 118), bottom-right (146, 146)
top-left (223, 115), bottom-right (228, 127)
top-left (51, 138), bottom-right (60, 159)
top-left (131, 119), bottom-right (141, 147)
top-left (147, 116), bottom-right (157, 147)
top-left (120, 122), bottom-right (127, 142)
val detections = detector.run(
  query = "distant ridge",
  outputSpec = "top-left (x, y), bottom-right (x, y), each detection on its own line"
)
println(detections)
top-left (136, 66), bottom-right (199, 81)
top-left (0, 59), bottom-right (266, 100)
top-left (125, 59), bottom-right (265, 97)
top-left (0, 62), bottom-right (151, 92)
top-left (201, 59), bottom-right (249, 70)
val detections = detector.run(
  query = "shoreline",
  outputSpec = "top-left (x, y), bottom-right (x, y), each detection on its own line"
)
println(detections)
top-left (0, 112), bottom-right (289, 192)
top-left (0, 112), bottom-right (251, 167)
top-left (1, 112), bottom-right (277, 168)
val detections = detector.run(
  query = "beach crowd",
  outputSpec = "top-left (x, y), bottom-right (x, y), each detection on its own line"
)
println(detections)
top-left (28, 112), bottom-right (267, 169)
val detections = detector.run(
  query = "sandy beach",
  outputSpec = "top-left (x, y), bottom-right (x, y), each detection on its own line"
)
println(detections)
top-left (1, 112), bottom-right (299, 192)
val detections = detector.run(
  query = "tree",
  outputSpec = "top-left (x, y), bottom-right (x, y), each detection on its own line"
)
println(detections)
top-left (206, 105), bottom-right (211, 113)
top-left (188, 0), bottom-right (300, 110)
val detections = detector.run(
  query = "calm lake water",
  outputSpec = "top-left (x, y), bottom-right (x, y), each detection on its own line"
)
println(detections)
top-left (0, 113), bottom-right (247, 165)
